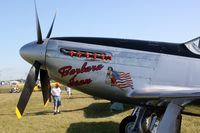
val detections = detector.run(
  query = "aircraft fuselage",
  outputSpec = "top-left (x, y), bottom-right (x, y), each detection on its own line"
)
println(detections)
top-left (24, 37), bottom-right (199, 106)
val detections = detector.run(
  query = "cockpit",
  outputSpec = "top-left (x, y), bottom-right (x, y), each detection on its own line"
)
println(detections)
top-left (185, 37), bottom-right (200, 55)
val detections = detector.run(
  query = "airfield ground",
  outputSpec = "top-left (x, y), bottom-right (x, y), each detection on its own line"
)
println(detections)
top-left (0, 88), bottom-right (199, 133)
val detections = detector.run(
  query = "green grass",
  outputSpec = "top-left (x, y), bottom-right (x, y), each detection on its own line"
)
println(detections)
top-left (0, 90), bottom-right (199, 133)
top-left (0, 86), bottom-right (11, 93)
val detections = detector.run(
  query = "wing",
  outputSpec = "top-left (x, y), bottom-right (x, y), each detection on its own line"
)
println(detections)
top-left (127, 85), bottom-right (200, 99)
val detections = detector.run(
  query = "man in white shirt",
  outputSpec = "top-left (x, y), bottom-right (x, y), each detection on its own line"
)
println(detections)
top-left (51, 82), bottom-right (62, 115)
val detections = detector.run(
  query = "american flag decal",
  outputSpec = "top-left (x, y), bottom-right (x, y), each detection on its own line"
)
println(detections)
top-left (114, 72), bottom-right (133, 89)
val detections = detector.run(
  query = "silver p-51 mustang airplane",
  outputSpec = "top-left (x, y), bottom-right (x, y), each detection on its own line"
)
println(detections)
top-left (16, 2), bottom-right (200, 133)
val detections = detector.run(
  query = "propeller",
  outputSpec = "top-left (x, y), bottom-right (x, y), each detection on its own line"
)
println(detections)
top-left (46, 12), bottom-right (56, 39)
top-left (16, 0), bottom-right (56, 119)
top-left (16, 61), bottom-right (40, 119)
top-left (34, 0), bottom-right (43, 44)
top-left (40, 69), bottom-right (51, 105)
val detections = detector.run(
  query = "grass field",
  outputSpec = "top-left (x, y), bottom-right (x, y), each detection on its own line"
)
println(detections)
top-left (0, 89), bottom-right (200, 133)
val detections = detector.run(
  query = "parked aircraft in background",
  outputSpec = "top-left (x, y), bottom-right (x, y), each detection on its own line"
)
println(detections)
top-left (16, 1), bottom-right (200, 133)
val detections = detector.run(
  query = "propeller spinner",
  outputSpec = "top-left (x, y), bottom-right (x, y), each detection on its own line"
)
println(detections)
top-left (16, 1), bottom-right (56, 119)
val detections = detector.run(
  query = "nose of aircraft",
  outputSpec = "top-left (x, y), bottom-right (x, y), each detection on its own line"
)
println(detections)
top-left (20, 41), bottom-right (47, 65)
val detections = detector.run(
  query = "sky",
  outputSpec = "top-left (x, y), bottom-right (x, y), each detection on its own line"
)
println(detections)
top-left (1, 0), bottom-right (200, 81)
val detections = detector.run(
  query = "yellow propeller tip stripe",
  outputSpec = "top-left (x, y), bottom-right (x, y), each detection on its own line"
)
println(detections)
top-left (44, 99), bottom-right (49, 107)
top-left (15, 107), bottom-right (22, 119)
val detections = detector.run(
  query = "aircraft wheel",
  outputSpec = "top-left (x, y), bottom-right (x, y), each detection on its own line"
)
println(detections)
top-left (119, 115), bottom-right (137, 133)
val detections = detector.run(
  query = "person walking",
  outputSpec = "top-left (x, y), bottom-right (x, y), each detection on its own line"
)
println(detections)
top-left (51, 82), bottom-right (62, 115)
top-left (65, 86), bottom-right (72, 98)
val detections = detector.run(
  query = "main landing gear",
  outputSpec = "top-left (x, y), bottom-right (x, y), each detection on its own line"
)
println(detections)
top-left (119, 107), bottom-right (139, 133)
top-left (119, 103), bottom-right (182, 133)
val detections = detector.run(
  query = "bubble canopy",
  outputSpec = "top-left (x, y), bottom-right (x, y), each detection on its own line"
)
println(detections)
top-left (185, 37), bottom-right (200, 55)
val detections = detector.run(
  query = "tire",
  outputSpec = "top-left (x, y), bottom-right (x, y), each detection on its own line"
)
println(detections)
top-left (119, 115), bottom-right (137, 133)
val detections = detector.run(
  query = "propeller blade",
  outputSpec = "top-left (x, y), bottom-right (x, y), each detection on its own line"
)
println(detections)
top-left (16, 61), bottom-right (40, 119)
top-left (40, 69), bottom-right (51, 107)
top-left (46, 12), bottom-right (57, 38)
top-left (34, 0), bottom-right (43, 44)
top-left (49, 83), bottom-right (52, 103)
